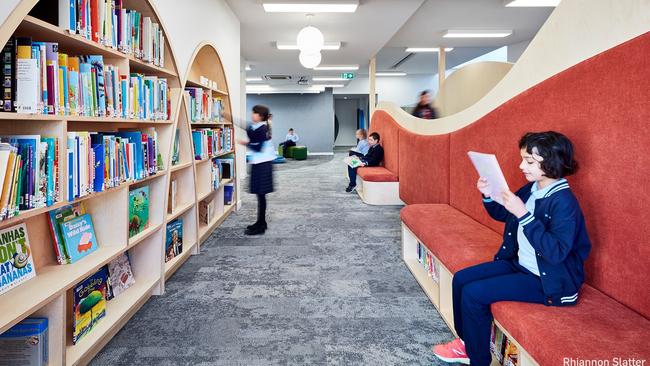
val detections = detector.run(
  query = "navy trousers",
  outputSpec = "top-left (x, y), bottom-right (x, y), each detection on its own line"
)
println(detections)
top-left (347, 166), bottom-right (358, 186)
top-left (452, 260), bottom-right (546, 366)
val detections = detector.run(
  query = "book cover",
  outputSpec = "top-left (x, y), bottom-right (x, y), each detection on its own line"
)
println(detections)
top-left (16, 37), bottom-right (38, 114)
top-left (0, 223), bottom-right (36, 296)
top-left (128, 185), bottom-right (149, 237)
top-left (165, 219), bottom-right (183, 262)
top-left (107, 253), bottom-right (135, 298)
top-left (224, 183), bottom-right (234, 205)
top-left (48, 203), bottom-right (85, 265)
top-left (72, 267), bottom-right (108, 345)
top-left (1, 37), bottom-right (16, 112)
top-left (60, 212), bottom-right (98, 263)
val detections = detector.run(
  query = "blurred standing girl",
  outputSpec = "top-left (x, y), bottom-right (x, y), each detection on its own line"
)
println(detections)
top-left (239, 105), bottom-right (275, 235)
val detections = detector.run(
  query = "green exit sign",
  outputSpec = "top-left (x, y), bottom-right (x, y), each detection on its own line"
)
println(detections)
top-left (341, 73), bottom-right (355, 80)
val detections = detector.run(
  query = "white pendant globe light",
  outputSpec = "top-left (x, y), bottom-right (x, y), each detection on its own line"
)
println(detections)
top-left (297, 26), bottom-right (324, 53)
top-left (299, 51), bottom-right (322, 68)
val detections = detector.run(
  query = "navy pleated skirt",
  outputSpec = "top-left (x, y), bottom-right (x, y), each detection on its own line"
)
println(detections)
top-left (249, 161), bottom-right (274, 194)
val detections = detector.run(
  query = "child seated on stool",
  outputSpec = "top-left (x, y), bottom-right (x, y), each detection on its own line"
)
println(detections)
top-left (279, 128), bottom-right (299, 157)
top-left (433, 131), bottom-right (592, 366)
top-left (346, 132), bottom-right (384, 193)
top-left (349, 129), bottom-right (369, 157)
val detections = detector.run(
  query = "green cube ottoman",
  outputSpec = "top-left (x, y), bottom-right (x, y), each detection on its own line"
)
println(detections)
top-left (289, 146), bottom-right (308, 160)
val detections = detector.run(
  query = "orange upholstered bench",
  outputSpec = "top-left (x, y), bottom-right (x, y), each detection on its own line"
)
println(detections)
top-left (491, 286), bottom-right (650, 363)
top-left (357, 167), bottom-right (398, 182)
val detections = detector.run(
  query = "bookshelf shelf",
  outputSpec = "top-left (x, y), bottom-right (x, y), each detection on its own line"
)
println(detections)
top-left (164, 240), bottom-right (197, 279)
top-left (198, 204), bottom-right (235, 242)
top-left (127, 223), bottom-right (163, 249)
top-left (170, 161), bottom-right (193, 172)
top-left (166, 201), bottom-right (194, 222)
top-left (185, 78), bottom-right (228, 95)
top-left (65, 276), bottom-right (159, 366)
top-left (0, 245), bottom-right (124, 335)
top-left (0, 0), bottom-right (183, 363)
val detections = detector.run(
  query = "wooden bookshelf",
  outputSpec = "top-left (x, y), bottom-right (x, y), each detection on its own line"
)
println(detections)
top-left (0, 1), bottom-right (182, 364)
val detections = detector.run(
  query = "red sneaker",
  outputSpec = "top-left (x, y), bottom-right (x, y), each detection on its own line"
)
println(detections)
top-left (432, 338), bottom-right (470, 365)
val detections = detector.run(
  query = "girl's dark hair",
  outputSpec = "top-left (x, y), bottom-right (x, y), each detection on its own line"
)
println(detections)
top-left (252, 105), bottom-right (270, 121)
top-left (519, 131), bottom-right (578, 179)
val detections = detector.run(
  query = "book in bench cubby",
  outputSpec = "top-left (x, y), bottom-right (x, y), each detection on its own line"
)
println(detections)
top-left (1, 37), bottom-right (171, 120)
top-left (491, 322), bottom-right (519, 366)
top-left (416, 242), bottom-right (440, 283)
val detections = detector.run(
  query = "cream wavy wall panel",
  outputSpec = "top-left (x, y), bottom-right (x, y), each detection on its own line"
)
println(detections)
top-left (436, 61), bottom-right (513, 117)
top-left (378, 0), bottom-right (650, 135)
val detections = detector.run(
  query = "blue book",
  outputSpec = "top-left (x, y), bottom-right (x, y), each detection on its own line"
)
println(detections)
top-left (92, 144), bottom-right (104, 193)
top-left (60, 213), bottom-right (98, 263)
top-left (192, 131), bottom-right (202, 160)
top-left (42, 137), bottom-right (56, 206)
top-left (81, 56), bottom-right (106, 116)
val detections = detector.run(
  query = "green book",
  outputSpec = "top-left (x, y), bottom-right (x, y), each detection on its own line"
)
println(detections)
top-left (128, 186), bottom-right (149, 237)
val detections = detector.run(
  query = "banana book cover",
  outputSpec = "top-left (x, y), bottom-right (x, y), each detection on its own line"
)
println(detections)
top-left (0, 223), bottom-right (36, 296)
top-left (72, 267), bottom-right (109, 344)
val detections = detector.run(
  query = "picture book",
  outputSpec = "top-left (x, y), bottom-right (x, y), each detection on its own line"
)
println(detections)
top-left (0, 223), bottom-right (36, 296)
top-left (343, 155), bottom-right (363, 168)
top-left (48, 203), bottom-right (86, 264)
top-left (165, 219), bottom-right (183, 262)
top-left (60, 212), bottom-right (98, 263)
top-left (224, 183), bottom-right (235, 205)
top-left (467, 151), bottom-right (510, 205)
top-left (128, 185), bottom-right (149, 237)
top-left (107, 253), bottom-right (135, 298)
top-left (72, 267), bottom-right (109, 344)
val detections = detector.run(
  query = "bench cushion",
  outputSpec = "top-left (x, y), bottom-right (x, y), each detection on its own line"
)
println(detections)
top-left (400, 204), bottom-right (500, 273)
top-left (358, 167), bottom-right (398, 182)
top-left (492, 285), bottom-right (650, 363)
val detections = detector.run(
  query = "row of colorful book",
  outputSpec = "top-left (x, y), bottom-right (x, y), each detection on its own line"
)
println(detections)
top-left (191, 127), bottom-right (234, 160)
top-left (184, 88), bottom-right (224, 123)
top-left (416, 242), bottom-right (440, 283)
top-left (41, 0), bottom-right (166, 67)
top-left (0, 37), bottom-right (170, 119)
top-left (48, 202), bottom-right (98, 265)
top-left (72, 252), bottom-right (135, 345)
top-left (491, 323), bottom-right (519, 366)
top-left (209, 158), bottom-right (234, 191)
top-left (67, 130), bottom-right (162, 201)
top-left (0, 136), bottom-right (59, 220)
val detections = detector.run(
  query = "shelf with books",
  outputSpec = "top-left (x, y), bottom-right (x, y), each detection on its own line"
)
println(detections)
top-left (164, 206), bottom-right (198, 280)
top-left (198, 203), bottom-right (235, 243)
top-left (65, 275), bottom-right (159, 366)
top-left (166, 200), bottom-right (194, 223)
top-left (0, 0), bottom-right (183, 362)
top-left (170, 160), bottom-right (193, 173)
top-left (164, 239), bottom-right (196, 279)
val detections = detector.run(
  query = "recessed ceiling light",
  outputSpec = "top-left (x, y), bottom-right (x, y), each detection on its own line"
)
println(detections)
top-left (405, 47), bottom-right (454, 53)
top-left (443, 30), bottom-right (512, 38)
top-left (504, 0), bottom-right (560, 6)
top-left (246, 77), bottom-right (263, 82)
top-left (276, 41), bottom-right (341, 50)
top-left (312, 77), bottom-right (345, 81)
top-left (376, 72), bottom-right (407, 76)
top-left (263, 1), bottom-right (358, 13)
top-left (313, 65), bottom-right (359, 71)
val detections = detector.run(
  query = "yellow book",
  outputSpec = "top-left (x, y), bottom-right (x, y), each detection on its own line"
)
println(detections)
top-left (58, 53), bottom-right (68, 115)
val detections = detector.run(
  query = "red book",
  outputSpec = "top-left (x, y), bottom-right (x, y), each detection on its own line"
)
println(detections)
top-left (90, 0), bottom-right (99, 42)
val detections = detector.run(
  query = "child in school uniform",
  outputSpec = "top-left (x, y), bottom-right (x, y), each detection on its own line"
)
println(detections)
top-left (349, 129), bottom-right (370, 157)
top-left (433, 131), bottom-right (592, 366)
top-left (345, 132), bottom-right (383, 192)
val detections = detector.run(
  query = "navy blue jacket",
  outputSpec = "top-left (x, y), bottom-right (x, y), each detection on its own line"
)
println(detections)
top-left (483, 180), bottom-right (591, 306)
top-left (361, 144), bottom-right (384, 167)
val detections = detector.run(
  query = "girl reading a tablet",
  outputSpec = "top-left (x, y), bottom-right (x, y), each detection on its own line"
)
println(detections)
top-left (433, 131), bottom-right (592, 366)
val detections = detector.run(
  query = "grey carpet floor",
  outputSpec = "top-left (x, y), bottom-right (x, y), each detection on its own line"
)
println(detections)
top-left (91, 154), bottom-right (454, 365)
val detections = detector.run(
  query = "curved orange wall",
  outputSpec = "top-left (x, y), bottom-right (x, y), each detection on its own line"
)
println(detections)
top-left (378, 31), bottom-right (650, 319)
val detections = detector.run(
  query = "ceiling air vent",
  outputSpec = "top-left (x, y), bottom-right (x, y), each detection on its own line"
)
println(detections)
top-left (265, 75), bottom-right (292, 81)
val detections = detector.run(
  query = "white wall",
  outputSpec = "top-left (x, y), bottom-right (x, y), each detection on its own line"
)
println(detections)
top-left (335, 74), bottom-right (437, 108)
top-left (152, 0), bottom-right (243, 200)
top-left (507, 40), bottom-right (531, 63)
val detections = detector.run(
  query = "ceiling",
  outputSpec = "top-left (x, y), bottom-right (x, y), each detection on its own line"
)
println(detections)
top-left (229, 0), bottom-right (555, 88)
